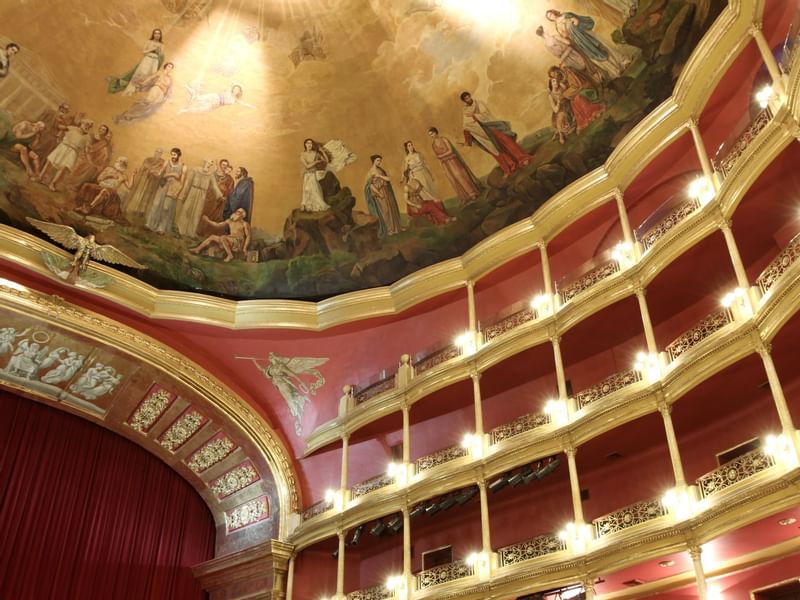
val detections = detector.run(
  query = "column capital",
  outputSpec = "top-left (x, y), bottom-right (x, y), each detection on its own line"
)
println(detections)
top-left (634, 284), bottom-right (647, 297)
top-left (755, 340), bottom-right (773, 357)
top-left (717, 216), bottom-right (733, 231)
top-left (657, 399), bottom-right (672, 416)
top-left (688, 545), bottom-right (702, 560)
top-left (470, 368), bottom-right (482, 381)
top-left (549, 331), bottom-right (562, 345)
top-left (686, 116), bottom-right (700, 130)
top-left (613, 187), bottom-right (624, 201)
top-left (341, 432), bottom-right (350, 443)
top-left (563, 441), bottom-right (578, 456)
top-left (537, 240), bottom-right (548, 251)
top-left (466, 279), bottom-right (475, 290)
top-left (750, 22), bottom-right (763, 35)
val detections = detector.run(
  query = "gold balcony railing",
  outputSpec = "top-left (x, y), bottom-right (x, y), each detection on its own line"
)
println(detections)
top-left (482, 303), bottom-right (537, 344)
top-left (354, 374), bottom-right (396, 406)
top-left (302, 498), bottom-right (334, 522)
top-left (697, 448), bottom-right (776, 498)
top-left (593, 498), bottom-right (667, 538)
top-left (557, 251), bottom-right (621, 304)
top-left (636, 192), bottom-right (700, 252)
top-left (714, 106), bottom-right (773, 177)
top-left (575, 368), bottom-right (643, 409)
top-left (490, 412), bottom-right (550, 445)
top-left (415, 560), bottom-right (474, 590)
top-left (414, 344), bottom-right (462, 376)
top-left (415, 444), bottom-right (469, 473)
top-left (756, 232), bottom-right (800, 294)
top-left (351, 473), bottom-right (395, 499)
top-left (497, 533), bottom-right (566, 567)
top-left (346, 584), bottom-right (392, 600)
top-left (666, 308), bottom-right (734, 362)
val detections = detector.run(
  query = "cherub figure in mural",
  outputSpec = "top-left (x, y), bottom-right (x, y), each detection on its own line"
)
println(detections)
top-left (459, 92), bottom-right (533, 178)
top-left (241, 352), bottom-right (329, 436)
top-left (4, 120), bottom-right (46, 179)
top-left (5, 339), bottom-right (49, 380)
top-left (175, 159), bottom-right (224, 238)
top-left (365, 155), bottom-right (403, 238)
top-left (123, 148), bottom-right (165, 219)
top-left (113, 62), bottom-right (175, 125)
top-left (178, 83), bottom-right (255, 115)
top-left (223, 167), bottom-right (254, 221)
top-left (106, 28), bottom-right (165, 95)
top-left (300, 139), bottom-right (331, 213)
top-left (65, 124), bottom-right (113, 191)
top-left (545, 10), bottom-right (627, 79)
top-left (289, 27), bottom-right (326, 68)
top-left (146, 147), bottom-right (186, 235)
top-left (401, 168), bottom-right (453, 226)
top-left (38, 347), bottom-right (68, 371)
top-left (427, 127), bottom-right (481, 203)
top-left (41, 351), bottom-right (85, 385)
top-left (548, 66), bottom-right (606, 141)
top-left (0, 327), bottom-right (30, 356)
top-left (190, 207), bottom-right (251, 263)
top-left (70, 362), bottom-right (121, 400)
top-left (0, 42), bottom-right (20, 78)
top-left (35, 118), bottom-right (94, 192)
top-left (74, 157), bottom-right (134, 221)
top-left (401, 140), bottom-right (436, 196)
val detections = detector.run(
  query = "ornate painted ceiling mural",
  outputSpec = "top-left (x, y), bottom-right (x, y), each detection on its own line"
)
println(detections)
top-left (0, 0), bottom-right (724, 299)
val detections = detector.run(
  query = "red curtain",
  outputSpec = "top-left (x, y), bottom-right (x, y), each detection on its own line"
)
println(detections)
top-left (0, 391), bottom-right (215, 599)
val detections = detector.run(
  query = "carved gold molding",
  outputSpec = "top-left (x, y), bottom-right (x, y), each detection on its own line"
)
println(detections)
top-left (0, 0), bottom-right (769, 331)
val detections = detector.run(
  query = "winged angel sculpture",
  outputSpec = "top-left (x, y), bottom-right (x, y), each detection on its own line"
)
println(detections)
top-left (26, 218), bottom-right (145, 286)
top-left (240, 352), bottom-right (329, 436)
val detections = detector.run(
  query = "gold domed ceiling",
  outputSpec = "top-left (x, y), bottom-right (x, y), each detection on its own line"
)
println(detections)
top-left (0, 0), bottom-right (724, 300)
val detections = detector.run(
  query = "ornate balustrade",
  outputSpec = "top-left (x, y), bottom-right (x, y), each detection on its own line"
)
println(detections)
top-left (575, 368), bottom-right (642, 409)
top-left (414, 344), bottom-right (462, 376)
top-left (351, 473), bottom-right (395, 499)
top-left (482, 303), bottom-right (537, 344)
top-left (756, 233), bottom-right (800, 294)
top-left (302, 498), bottom-right (334, 521)
top-left (346, 584), bottom-right (392, 600)
top-left (490, 413), bottom-right (550, 444)
top-left (354, 374), bottom-right (396, 405)
top-left (697, 448), bottom-right (776, 498)
top-left (415, 560), bottom-right (474, 590)
top-left (498, 533), bottom-right (566, 567)
top-left (714, 106), bottom-right (773, 177)
top-left (636, 193), bottom-right (700, 252)
top-left (415, 444), bottom-right (469, 473)
top-left (781, 10), bottom-right (800, 74)
top-left (666, 308), bottom-right (734, 362)
top-left (557, 252), bottom-right (621, 304)
top-left (593, 498), bottom-right (667, 538)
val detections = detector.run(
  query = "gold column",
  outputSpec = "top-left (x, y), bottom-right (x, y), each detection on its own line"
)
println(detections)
top-left (583, 578), bottom-right (596, 600)
top-left (471, 371), bottom-right (484, 438)
top-left (539, 241), bottom-right (554, 298)
top-left (635, 287), bottom-right (659, 356)
top-left (403, 506), bottom-right (412, 599)
top-left (478, 480), bottom-right (492, 558)
top-left (340, 434), bottom-right (349, 498)
top-left (719, 220), bottom-right (751, 292)
top-left (751, 24), bottom-right (785, 95)
top-left (286, 555), bottom-right (295, 600)
top-left (689, 546), bottom-right (708, 600)
top-left (467, 279), bottom-right (477, 333)
top-left (614, 189), bottom-right (635, 247)
top-left (757, 344), bottom-right (797, 435)
top-left (687, 119), bottom-right (716, 185)
top-left (658, 401), bottom-right (687, 487)
top-left (565, 445), bottom-right (585, 524)
top-left (402, 404), bottom-right (411, 466)
top-left (551, 336), bottom-right (568, 401)
top-left (336, 531), bottom-right (346, 599)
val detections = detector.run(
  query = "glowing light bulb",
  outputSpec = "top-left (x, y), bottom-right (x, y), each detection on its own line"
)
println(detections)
top-left (755, 85), bottom-right (773, 109)
top-left (688, 177), bottom-right (715, 206)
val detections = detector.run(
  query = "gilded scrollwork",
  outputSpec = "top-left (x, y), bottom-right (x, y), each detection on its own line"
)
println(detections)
top-left (716, 106), bottom-right (774, 176)
top-left (756, 233), bottom-right (800, 294)
top-left (415, 560), bottom-right (474, 590)
top-left (638, 198), bottom-right (700, 251)
top-left (490, 413), bottom-right (550, 444)
top-left (414, 344), bottom-right (461, 376)
top-left (482, 307), bottom-right (536, 343)
top-left (354, 375), bottom-right (396, 405)
top-left (498, 533), bottom-right (566, 567)
top-left (211, 462), bottom-right (260, 498)
top-left (415, 444), bottom-right (469, 473)
top-left (345, 584), bottom-right (392, 600)
top-left (128, 388), bottom-right (173, 433)
top-left (593, 498), bottom-right (667, 537)
top-left (666, 308), bottom-right (734, 361)
top-left (159, 409), bottom-right (206, 451)
top-left (697, 448), bottom-right (776, 498)
top-left (558, 259), bottom-right (621, 304)
top-left (575, 369), bottom-right (642, 409)
top-left (186, 434), bottom-right (236, 473)
top-left (226, 496), bottom-right (269, 532)
top-left (302, 498), bottom-right (334, 521)
top-left (351, 473), bottom-right (394, 499)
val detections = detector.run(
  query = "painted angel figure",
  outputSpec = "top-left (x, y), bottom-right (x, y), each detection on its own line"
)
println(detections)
top-left (244, 352), bottom-right (328, 436)
top-left (178, 82), bottom-right (256, 115)
top-left (26, 218), bottom-right (145, 284)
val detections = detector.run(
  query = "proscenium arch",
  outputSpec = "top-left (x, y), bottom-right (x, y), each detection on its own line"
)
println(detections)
top-left (0, 279), bottom-right (300, 553)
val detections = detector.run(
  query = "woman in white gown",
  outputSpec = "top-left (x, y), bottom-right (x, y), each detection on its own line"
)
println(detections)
top-left (178, 83), bottom-right (255, 114)
top-left (299, 138), bottom-right (330, 212)
top-left (402, 140), bottom-right (436, 195)
top-left (106, 29), bottom-right (165, 95)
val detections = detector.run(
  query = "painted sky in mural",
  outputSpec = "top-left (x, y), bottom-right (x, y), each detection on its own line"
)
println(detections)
top-left (0, 0), bottom-right (724, 299)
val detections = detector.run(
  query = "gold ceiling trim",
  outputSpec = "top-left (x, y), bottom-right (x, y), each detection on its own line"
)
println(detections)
top-left (0, 282), bottom-right (301, 535)
top-left (0, 0), bottom-right (767, 331)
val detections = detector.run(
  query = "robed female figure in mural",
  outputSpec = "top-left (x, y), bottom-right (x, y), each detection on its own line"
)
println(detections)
top-left (402, 168), bottom-right (452, 226)
top-left (427, 127), bottom-right (481, 203)
top-left (545, 10), bottom-right (626, 78)
top-left (364, 155), bottom-right (402, 238)
top-left (402, 140), bottom-right (436, 195)
top-left (106, 29), bottom-right (165, 95)
top-left (299, 138), bottom-right (331, 212)
top-left (113, 63), bottom-right (175, 125)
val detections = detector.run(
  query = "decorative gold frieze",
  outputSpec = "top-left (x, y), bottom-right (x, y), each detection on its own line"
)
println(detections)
top-left (666, 308), bottom-right (734, 361)
top-left (346, 584), bottom-right (392, 600)
top-left (558, 257), bottom-right (620, 304)
top-left (226, 496), bottom-right (269, 532)
top-left (351, 473), bottom-right (394, 499)
top-left (415, 444), bottom-right (469, 473)
top-left (576, 369), bottom-right (642, 409)
top-left (211, 461), bottom-right (260, 499)
top-left (593, 498), bottom-right (667, 538)
top-left (159, 409), bottom-right (207, 452)
top-left (697, 448), bottom-right (776, 498)
top-left (186, 433), bottom-right (236, 473)
top-left (128, 387), bottom-right (174, 433)
top-left (482, 307), bottom-right (536, 343)
top-left (415, 560), bottom-right (474, 590)
top-left (302, 498), bottom-right (334, 522)
top-left (490, 413), bottom-right (550, 445)
top-left (757, 233), bottom-right (800, 294)
top-left (498, 533), bottom-right (566, 567)
top-left (414, 345), bottom-right (461, 376)
top-left (715, 106), bottom-right (773, 176)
